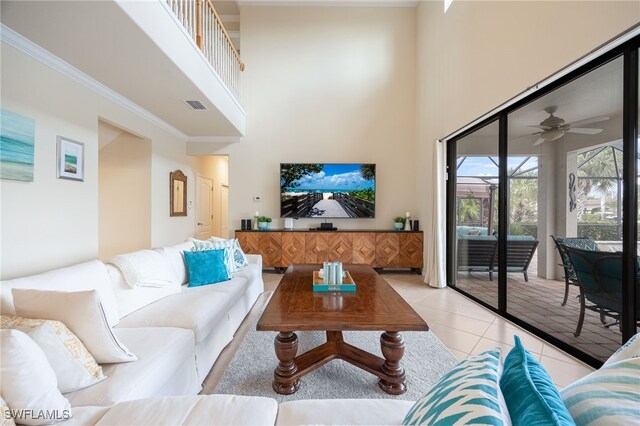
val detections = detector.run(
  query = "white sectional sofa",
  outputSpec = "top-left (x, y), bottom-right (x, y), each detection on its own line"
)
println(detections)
top-left (0, 241), bottom-right (264, 408)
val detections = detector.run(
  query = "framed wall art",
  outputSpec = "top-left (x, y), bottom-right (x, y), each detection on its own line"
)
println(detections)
top-left (57, 136), bottom-right (84, 181)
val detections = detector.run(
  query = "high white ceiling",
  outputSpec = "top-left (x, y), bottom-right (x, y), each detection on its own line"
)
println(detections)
top-left (1, 0), bottom-right (244, 138)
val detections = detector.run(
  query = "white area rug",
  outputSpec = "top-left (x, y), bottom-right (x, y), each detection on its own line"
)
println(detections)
top-left (213, 322), bottom-right (458, 403)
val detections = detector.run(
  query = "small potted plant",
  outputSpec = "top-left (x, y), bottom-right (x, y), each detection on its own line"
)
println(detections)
top-left (393, 216), bottom-right (406, 230)
top-left (257, 216), bottom-right (272, 230)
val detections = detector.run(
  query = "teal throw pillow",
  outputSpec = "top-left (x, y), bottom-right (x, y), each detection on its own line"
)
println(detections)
top-left (183, 249), bottom-right (230, 287)
top-left (500, 336), bottom-right (575, 426)
top-left (403, 348), bottom-right (510, 425)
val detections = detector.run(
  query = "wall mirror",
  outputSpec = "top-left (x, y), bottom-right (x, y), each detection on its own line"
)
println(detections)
top-left (170, 170), bottom-right (187, 217)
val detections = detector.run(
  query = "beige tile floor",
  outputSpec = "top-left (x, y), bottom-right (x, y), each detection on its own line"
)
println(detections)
top-left (201, 270), bottom-right (595, 394)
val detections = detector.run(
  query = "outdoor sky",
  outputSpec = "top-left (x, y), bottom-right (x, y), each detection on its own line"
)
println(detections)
top-left (288, 164), bottom-right (375, 191)
top-left (457, 156), bottom-right (538, 177)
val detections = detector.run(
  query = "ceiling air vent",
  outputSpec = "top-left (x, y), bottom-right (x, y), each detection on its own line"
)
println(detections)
top-left (185, 100), bottom-right (207, 110)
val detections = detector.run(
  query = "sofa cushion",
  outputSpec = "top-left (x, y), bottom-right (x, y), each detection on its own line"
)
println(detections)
top-left (0, 329), bottom-right (71, 426)
top-left (95, 395), bottom-right (278, 426)
top-left (116, 277), bottom-right (248, 343)
top-left (107, 264), bottom-right (181, 319)
top-left (277, 399), bottom-right (415, 425)
top-left (153, 242), bottom-right (193, 285)
top-left (1, 315), bottom-right (105, 393)
top-left (403, 348), bottom-right (510, 425)
top-left (63, 327), bottom-right (196, 407)
top-left (13, 289), bottom-right (137, 364)
top-left (0, 260), bottom-right (120, 327)
top-left (501, 336), bottom-right (575, 426)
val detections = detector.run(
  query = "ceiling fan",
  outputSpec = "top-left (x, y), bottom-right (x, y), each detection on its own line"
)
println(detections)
top-left (527, 106), bottom-right (609, 146)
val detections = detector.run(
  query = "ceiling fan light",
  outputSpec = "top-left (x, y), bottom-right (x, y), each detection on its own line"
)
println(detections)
top-left (542, 129), bottom-right (565, 141)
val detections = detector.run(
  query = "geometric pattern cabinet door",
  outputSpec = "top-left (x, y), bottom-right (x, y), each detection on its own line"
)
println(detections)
top-left (352, 233), bottom-right (376, 265)
top-left (236, 232), bottom-right (260, 256)
top-left (282, 232), bottom-right (306, 266)
top-left (257, 232), bottom-right (282, 268)
top-left (399, 232), bottom-right (424, 272)
top-left (327, 232), bottom-right (353, 263)
top-left (305, 232), bottom-right (330, 264)
top-left (375, 233), bottom-right (400, 268)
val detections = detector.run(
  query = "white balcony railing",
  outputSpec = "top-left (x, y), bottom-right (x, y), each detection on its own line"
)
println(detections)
top-left (166, 0), bottom-right (244, 102)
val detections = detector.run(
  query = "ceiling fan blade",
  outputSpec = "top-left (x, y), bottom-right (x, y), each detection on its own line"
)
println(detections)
top-left (567, 127), bottom-right (602, 135)
top-left (566, 116), bottom-right (609, 127)
top-left (530, 131), bottom-right (543, 136)
top-left (527, 125), bottom-right (550, 130)
top-left (533, 137), bottom-right (545, 146)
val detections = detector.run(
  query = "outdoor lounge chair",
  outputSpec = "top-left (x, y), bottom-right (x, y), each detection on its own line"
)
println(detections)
top-left (551, 236), bottom-right (600, 306)
top-left (496, 238), bottom-right (539, 282)
top-left (457, 236), bottom-right (538, 282)
top-left (456, 237), bottom-right (497, 280)
top-left (564, 246), bottom-right (640, 337)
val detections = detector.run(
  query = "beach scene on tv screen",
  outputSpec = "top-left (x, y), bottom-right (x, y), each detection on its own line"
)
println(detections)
top-left (281, 164), bottom-right (375, 218)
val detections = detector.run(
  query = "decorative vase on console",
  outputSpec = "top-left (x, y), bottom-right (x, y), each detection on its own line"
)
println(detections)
top-left (404, 212), bottom-right (411, 231)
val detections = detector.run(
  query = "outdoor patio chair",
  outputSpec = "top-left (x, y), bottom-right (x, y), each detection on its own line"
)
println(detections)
top-left (456, 237), bottom-right (497, 280)
top-left (497, 238), bottom-right (539, 282)
top-left (551, 236), bottom-right (600, 306)
top-left (564, 246), bottom-right (639, 337)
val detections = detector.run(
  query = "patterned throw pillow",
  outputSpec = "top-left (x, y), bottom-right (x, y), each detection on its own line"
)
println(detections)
top-left (501, 336), bottom-right (575, 426)
top-left (603, 332), bottom-right (640, 366)
top-left (561, 336), bottom-right (640, 426)
top-left (403, 348), bottom-right (511, 425)
top-left (192, 238), bottom-right (236, 274)
top-left (231, 238), bottom-right (249, 269)
top-left (0, 316), bottom-right (105, 393)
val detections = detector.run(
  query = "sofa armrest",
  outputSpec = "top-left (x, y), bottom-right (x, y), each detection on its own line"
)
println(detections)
top-left (246, 254), bottom-right (262, 269)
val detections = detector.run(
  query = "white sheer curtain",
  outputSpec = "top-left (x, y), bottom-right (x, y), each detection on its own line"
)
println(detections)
top-left (425, 140), bottom-right (447, 288)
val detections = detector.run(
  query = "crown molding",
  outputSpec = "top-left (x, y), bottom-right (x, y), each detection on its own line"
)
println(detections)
top-left (238, 0), bottom-right (417, 7)
top-left (187, 136), bottom-right (242, 143)
top-left (1, 23), bottom-right (190, 141)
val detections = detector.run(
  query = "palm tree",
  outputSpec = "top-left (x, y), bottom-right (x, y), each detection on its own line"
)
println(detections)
top-left (577, 147), bottom-right (618, 220)
top-left (458, 198), bottom-right (480, 225)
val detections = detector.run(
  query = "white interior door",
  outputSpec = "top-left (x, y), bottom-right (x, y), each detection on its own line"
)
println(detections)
top-left (196, 176), bottom-right (213, 240)
top-left (221, 184), bottom-right (229, 238)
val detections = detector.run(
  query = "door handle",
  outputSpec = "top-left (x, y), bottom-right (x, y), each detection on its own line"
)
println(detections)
top-left (197, 222), bottom-right (203, 226)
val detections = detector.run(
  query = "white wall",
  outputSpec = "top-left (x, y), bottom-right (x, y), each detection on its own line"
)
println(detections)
top-left (416, 1), bottom-right (640, 282)
top-left (0, 43), bottom-right (199, 279)
top-left (189, 6), bottom-right (417, 231)
top-left (99, 126), bottom-right (151, 260)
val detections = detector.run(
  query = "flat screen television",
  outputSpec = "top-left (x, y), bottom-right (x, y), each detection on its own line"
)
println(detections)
top-left (280, 163), bottom-right (376, 218)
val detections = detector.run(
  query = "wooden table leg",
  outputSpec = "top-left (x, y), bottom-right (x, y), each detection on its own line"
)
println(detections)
top-left (378, 331), bottom-right (407, 395)
top-left (273, 331), bottom-right (300, 394)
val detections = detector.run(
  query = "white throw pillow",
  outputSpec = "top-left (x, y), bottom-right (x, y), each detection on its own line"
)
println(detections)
top-left (110, 250), bottom-right (174, 288)
top-left (0, 329), bottom-right (71, 425)
top-left (0, 316), bottom-right (106, 393)
top-left (12, 289), bottom-right (137, 364)
top-left (0, 395), bottom-right (16, 426)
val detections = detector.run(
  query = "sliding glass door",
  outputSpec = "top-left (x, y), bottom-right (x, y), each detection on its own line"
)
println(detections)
top-left (506, 56), bottom-right (624, 363)
top-left (452, 121), bottom-right (500, 308)
top-left (446, 35), bottom-right (639, 367)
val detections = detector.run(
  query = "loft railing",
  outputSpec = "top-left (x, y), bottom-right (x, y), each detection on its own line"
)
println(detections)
top-left (166, 0), bottom-right (245, 102)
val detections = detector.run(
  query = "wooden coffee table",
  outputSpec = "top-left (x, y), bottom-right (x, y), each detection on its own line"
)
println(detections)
top-left (256, 264), bottom-right (429, 395)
